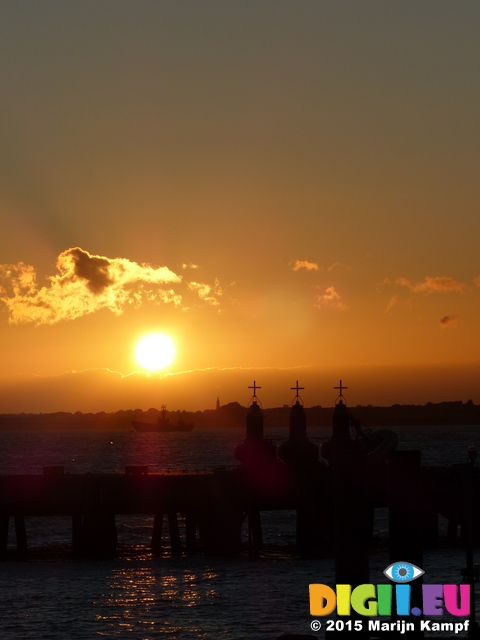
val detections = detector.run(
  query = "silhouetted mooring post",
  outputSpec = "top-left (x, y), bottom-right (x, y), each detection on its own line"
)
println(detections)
top-left (388, 450), bottom-right (423, 639)
top-left (322, 383), bottom-right (369, 637)
top-left (278, 382), bottom-right (324, 557)
top-left (322, 383), bottom-right (369, 586)
top-left (235, 382), bottom-right (277, 554)
top-left (247, 382), bottom-right (264, 554)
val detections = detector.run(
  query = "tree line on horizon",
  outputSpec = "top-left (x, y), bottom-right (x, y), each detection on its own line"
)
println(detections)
top-left (0, 399), bottom-right (479, 430)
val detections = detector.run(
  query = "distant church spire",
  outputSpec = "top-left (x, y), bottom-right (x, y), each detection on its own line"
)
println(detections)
top-left (216, 397), bottom-right (220, 410)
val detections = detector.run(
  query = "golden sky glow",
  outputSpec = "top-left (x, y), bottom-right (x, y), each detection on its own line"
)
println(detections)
top-left (0, 2), bottom-right (479, 411)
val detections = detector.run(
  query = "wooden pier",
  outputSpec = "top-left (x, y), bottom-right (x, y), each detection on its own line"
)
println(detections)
top-left (0, 466), bottom-right (246, 557)
top-left (0, 460), bottom-right (479, 558)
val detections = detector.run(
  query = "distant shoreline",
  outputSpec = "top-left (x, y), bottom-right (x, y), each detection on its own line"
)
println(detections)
top-left (0, 399), bottom-right (479, 430)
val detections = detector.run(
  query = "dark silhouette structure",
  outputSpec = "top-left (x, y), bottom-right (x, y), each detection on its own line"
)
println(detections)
top-left (278, 381), bottom-right (319, 466)
top-left (277, 382), bottom-right (326, 556)
top-left (234, 381), bottom-right (277, 469)
top-left (234, 382), bottom-right (281, 553)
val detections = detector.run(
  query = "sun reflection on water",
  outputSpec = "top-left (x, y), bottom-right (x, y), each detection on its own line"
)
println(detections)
top-left (93, 564), bottom-right (224, 637)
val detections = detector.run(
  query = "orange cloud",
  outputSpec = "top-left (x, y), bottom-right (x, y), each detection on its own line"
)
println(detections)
top-left (395, 276), bottom-right (464, 293)
top-left (327, 262), bottom-right (351, 271)
top-left (385, 295), bottom-right (398, 313)
top-left (395, 277), bottom-right (410, 288)
top-left (473, 276), bottom-right (480, 287)
top-left (0, 247), bottom-right (182, 325)
top-left (376, 277), bottom-right (391, 293)
top-left (315, 285), bottom-right (348, 311)
top-left (188, 278), bottom-right (223, 306)
top-left (292, 259), bottom-right (319, 272)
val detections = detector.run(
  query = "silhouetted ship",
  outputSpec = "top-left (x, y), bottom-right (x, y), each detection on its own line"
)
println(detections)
top-left (132, 405), bottom-right (194, 433)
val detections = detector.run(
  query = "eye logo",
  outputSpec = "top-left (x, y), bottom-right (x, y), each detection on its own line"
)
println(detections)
top-left (384, 562), bottom-right (424, 583)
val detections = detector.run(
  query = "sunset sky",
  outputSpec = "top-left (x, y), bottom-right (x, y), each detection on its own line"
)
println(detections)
top-left (1, 1), bottom-right (479, 412)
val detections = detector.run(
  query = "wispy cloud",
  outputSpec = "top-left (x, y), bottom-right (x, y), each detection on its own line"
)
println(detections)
top-left (314, 285), bottom-right (348, 311)
top-left (182, 263), bottom-right (199, 270)
top-left (188, 278), bottom-right (223, 306)
top-left (395, 276), bottom-right (464, 293)
top-left (439, 315), bottom-right (458, 327)
top-left (327, 262), bottom-right (351, 272)
top-left (385, 295), bottom-right (398, 313)
top-left (376, 277), bottom-right (391, 294)
top-left (0, 247), bottom-right (183, 325)
top-left (292, 259), bottom-right (319, 272)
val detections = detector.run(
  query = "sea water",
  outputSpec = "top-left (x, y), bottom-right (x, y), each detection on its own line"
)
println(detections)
top-left (0, 425), bottom-right (478, 639)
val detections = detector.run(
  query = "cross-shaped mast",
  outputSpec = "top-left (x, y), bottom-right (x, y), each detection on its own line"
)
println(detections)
top-left (334, 380), bottom-right (348, 402)
top-left (291, 380), bottom-right (304, 403)
top-left (248, 380), bottom-right (261, 400)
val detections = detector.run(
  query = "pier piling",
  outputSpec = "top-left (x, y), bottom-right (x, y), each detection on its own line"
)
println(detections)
top-left (152, 511), bottom-right (164, 552)
top-left (81, 512), bottom-right (117, 556)
top-left (248, 509), bottom-right (263, 555)
top-left (185, 515), bottom-right (197, 554)
top-left (168, 510), bottom-right (182, 554)
top-left (14, 515), bottom-right (27, 553)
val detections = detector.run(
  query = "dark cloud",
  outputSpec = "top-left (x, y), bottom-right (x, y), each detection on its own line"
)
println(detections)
top-left (67, 247), bottom-right (114, 294)
top-left (439, 315), bottom-right (457, 326)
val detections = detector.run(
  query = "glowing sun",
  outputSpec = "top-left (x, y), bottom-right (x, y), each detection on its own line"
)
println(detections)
top-left (135, 334), bottom-right (175, 371)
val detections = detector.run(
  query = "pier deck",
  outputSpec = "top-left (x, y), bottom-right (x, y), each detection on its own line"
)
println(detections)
top-left (0, 462), bottom-right (479, 557)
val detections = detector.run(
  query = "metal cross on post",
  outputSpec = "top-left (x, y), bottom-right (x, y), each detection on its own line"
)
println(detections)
top-left (291, 380), bottom-right (304, 402)
top-left (248, 381), bottom-right (261, 399)
top-left (334, 380), bottom-right (348, 401)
